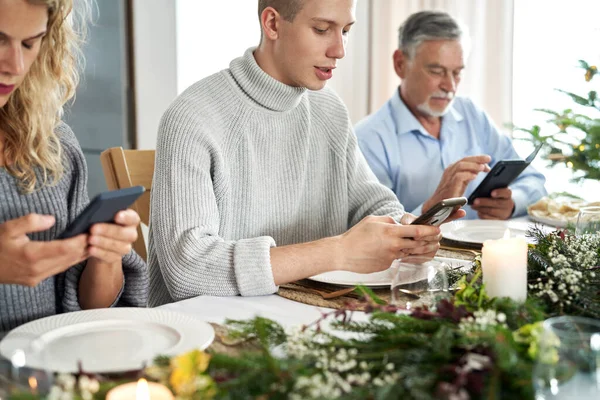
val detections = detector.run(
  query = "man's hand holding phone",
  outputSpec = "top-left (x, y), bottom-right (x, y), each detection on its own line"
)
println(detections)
top-left (471, 187), bottom-right (515, 220)
top-left (338, 215), bottom-right (442, 274)
top-left (422, 155), bottom-right (491, 213)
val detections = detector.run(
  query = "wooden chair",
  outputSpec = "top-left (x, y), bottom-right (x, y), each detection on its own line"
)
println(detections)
top-left (100, 147), bottom-right (155, 261)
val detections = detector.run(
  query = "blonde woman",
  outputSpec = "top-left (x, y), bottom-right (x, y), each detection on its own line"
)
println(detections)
top-left (0, 0), bottom-right (148, 330)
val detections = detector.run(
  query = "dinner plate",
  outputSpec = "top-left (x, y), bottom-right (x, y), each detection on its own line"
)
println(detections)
top-left (528, 213), bottom-right (571, 228)
top-left (0, 308), bottom-right (214, 373)
top-left (308, 257), bottom-right (472, 288)
top-left (441, 220), bottom-right (553, 245)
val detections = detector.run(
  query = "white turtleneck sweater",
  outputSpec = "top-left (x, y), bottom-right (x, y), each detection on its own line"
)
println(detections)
top-left (148, 48), bottom-right (405, 306)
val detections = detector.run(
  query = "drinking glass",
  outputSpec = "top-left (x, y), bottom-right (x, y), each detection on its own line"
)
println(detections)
top-left (0, 332), bottom-right (53, 397)
top-left (533, 316), bottom-right (600, 399)
top-left (575, 206), bottom-right (600, 235)
top-left (390, 256), bottom-right (449, 310)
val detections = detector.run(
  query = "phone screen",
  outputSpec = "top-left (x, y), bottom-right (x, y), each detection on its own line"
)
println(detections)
top-left (411, 197), bottom-right (467, 226)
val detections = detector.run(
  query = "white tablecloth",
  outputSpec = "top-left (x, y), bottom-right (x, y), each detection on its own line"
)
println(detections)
top-left (159, 294), bottom-right (368, 330)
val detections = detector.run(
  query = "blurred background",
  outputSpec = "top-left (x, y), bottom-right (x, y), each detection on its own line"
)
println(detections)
top-left (70, 0), bottom-right (599, 198)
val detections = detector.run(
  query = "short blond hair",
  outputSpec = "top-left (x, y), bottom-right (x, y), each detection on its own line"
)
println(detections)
top-left (258, 0), bottom-right (304, 22)
top-left (0, 0), bottom-right (89, 193)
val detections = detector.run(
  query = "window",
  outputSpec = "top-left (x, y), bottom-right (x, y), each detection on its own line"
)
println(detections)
top-left (512, 0), bottom-right (600, 199)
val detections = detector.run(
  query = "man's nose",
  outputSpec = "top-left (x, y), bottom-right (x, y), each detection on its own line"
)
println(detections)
top-left (327, 32), bottom-right (346, 60)
top-left (440, 73), bottom-right (456, 93)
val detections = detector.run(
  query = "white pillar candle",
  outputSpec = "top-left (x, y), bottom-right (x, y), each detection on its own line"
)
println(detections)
top-left (481, 229), bottom-right (528, 302)
top-left (106, 378), bottom-right (174, 400)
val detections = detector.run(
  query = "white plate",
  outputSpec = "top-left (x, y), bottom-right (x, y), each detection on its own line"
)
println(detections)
top-left (0, 308), bottom-right (214, 373)
top-left (528, 213), bottom-right (571, 228)
top-left (308, 257), bottom-right (472, 288)
top-left (441, 220), bottom-right (553, 245)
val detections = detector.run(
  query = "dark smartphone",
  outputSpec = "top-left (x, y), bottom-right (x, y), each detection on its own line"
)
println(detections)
top-left (467, 143), bottom-right (543, 205)
top-left (58, 186), bottom-right (145, 239)
top-left (411, 197), bottom-right (468, 226)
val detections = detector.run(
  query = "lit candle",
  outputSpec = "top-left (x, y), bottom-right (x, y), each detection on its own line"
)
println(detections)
top-left (28, 376), bottom-right (38, 395)
top-left (106, 378), bottom-right (174, 400)
top-left (481, 229), bottom-right (528, 302)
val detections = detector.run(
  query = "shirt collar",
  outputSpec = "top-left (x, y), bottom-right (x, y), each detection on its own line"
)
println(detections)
top-left (390, 88), bottom-right (464, 137)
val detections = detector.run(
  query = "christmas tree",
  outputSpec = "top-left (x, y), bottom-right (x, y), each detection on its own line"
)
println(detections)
top-left (516, 60), bottom-right (599, 181)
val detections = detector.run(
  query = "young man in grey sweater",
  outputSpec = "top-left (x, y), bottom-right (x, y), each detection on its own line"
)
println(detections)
top-left (148, 0), bottom-right (464, 306)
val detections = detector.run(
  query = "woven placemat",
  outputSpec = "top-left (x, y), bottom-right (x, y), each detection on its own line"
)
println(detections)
top-left (277, 283), bottom-right (390, 310)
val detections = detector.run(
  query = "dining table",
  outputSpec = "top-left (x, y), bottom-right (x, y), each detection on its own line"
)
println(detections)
top-left (157, 216), bottom-right (545, 328)
top-left (0, 214), bottom-right (561, 397)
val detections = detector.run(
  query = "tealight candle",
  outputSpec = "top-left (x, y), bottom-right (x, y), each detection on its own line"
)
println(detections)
top-left (106, 378), bottom-right (174, 400)
top-left (481, 229), bottom-right (528, 302)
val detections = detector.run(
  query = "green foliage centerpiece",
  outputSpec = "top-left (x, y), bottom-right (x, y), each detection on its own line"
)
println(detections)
top-left (10, 229), bottom-right (600, 400)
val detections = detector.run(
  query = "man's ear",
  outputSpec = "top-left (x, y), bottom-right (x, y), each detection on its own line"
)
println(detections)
top-left (393, 49), bottom-right (409, 79)
top-left (260, 7), bottom-right (281, 41)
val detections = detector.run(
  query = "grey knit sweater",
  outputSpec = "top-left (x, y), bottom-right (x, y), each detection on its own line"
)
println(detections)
top-left (0, 124), bottom-right (148, 331)
top-left (148, 48), bottom-right (405, 306)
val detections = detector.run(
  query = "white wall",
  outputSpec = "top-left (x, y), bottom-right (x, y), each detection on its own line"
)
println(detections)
top-left (131, 0), bottom-right (178, 150)
top-left (327, 0), bottom-right (370, 124)
top-left (133, 0), bottom-right (371, 146)
top-left (176, 0), bottom-right (261, 94)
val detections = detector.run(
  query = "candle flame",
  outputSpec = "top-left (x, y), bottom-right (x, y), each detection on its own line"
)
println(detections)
top-left (28, 376), bottom-right (38, 391)
top-left (503, 229), bottom-right (511, 239)
top-left (136, 378), bottom-right (150, 400)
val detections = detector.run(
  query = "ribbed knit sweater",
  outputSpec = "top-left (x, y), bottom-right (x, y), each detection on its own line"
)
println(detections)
top-left (148, 48), bottom-right (405, 306)
top-left (0, 124), bottom-right (149, 331)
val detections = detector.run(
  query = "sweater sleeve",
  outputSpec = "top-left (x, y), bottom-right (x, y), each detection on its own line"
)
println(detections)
top-left (150, 107), bottom-right (277, 299)
top-left (346, 126), bottom-right (406, 227)
top-left (55, 124), bottom-right (149, 311)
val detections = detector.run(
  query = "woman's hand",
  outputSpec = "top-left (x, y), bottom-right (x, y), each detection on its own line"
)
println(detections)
top-left (0, 214), bottom-right (88, 286)
top-left (79, 209), bottom-right (141, 309)
top-left (87, 209), bottom-right (140, 264)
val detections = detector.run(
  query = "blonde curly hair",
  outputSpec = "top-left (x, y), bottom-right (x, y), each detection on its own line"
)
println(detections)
top-left (0, 0), bottom-right (89, 193)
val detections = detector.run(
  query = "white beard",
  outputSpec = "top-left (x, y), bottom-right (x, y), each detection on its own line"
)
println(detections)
top-left (416, 92), bottom-right (455, 117)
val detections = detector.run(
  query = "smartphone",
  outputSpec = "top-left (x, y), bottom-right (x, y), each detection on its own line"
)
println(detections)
top-left (58, 186), bottom-right (145, 239)
top-left (411, 197), bottom-right (468, 226)
top-left (467, 143), bottom-right (543, 205)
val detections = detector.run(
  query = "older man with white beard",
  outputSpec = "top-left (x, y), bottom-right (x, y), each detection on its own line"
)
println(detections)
top-left (355, 11), bottom-right (546, 220)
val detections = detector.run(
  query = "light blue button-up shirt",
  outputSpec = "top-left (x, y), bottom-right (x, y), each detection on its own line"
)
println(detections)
top-left (355, 90), bottom-right (547, 219)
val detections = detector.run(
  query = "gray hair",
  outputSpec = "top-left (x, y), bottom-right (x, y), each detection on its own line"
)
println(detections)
top-left (398, 11), bottom-right (468, 59)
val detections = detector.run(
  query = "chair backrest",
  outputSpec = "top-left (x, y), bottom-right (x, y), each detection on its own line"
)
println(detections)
top-left (100, 147), bottom-right (155, 261)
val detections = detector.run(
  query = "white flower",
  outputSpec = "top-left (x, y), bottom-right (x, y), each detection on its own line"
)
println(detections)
top-left (47, 386), bottom-right (64, 400)
top-left (463, 353), bottom-right (491, 372)
top-left (78, 375), bottom-right (90, 392)
top-left (496, 313), bottom-right (506, 323)
top-left (57, 374), bottom-right (76, 391)
top-left (373, 377), bottom-right (385, 387)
